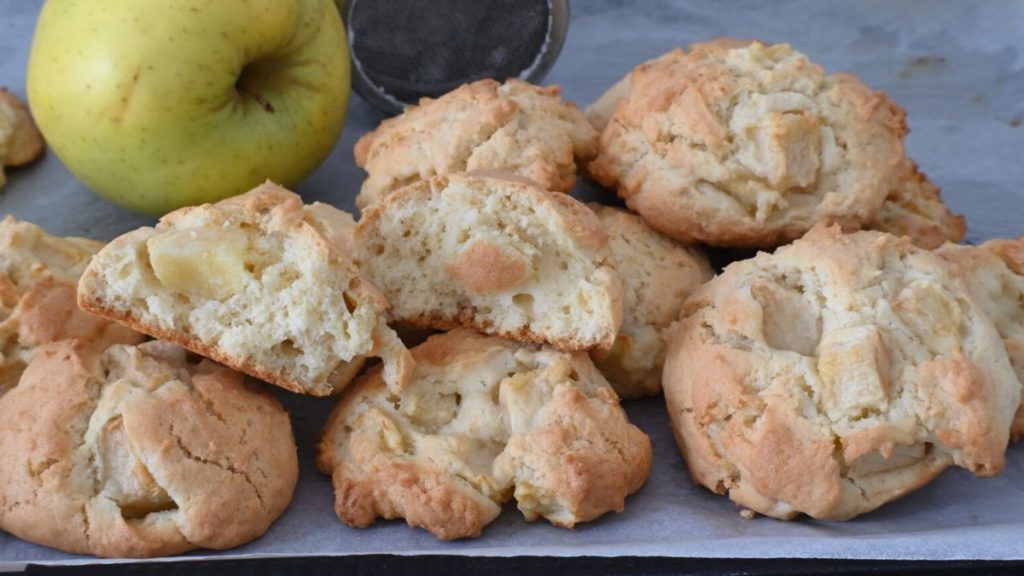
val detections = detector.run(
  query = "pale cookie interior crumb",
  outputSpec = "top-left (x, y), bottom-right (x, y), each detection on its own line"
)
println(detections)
top-left (356, 174), bottom-right (622, 351)
top-left (78, 184), bottom-right (408, 396)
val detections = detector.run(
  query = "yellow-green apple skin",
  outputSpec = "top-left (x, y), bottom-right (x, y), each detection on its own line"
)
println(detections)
top-left (27, 0), bottom-right (350, 215)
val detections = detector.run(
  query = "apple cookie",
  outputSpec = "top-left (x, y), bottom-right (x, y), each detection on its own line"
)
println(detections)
top-left (353, 79), bottom-right (598, 209)
top-left (663, 225), bottom-right (1019, 520)
top-left (0, 216), bottom-right (142, 395)
top-left (588, 204), bottom-right (713, 398)
top-left (938, 237), bottom-right (1024, 439)
top-left (355, 172), bottom-right (623, 351)
top-left (588, 40), bottom-right (907, 247)
top-left (317, 329), bottom-right (652, 540)
top-left (0, 89), bottom-right (44, 190)
top-left (78, 182), bottom-right (413, 396)
top-left (868, 160), bottom-right (965, 249)
top-left (0, 339), bottom-right (297, 558)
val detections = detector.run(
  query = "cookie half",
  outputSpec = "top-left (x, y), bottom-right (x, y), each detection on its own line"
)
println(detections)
top-left (354, 79), bottom-right (598, 209)
top-left (664, 225), bottom-right (1018, 520)
top-left (588, 40), bottom-right (907, 247)
top-left (588, 204), bottom-right (713, 398)
top-left (0, 216), bottom-right (142, 395)
top-left (938, 237), bottom-right (1024, 439)
top-left (78, 182), bottom-right (413, 396)
top-left (355, 173), bottom-right (623, 351)
top-left (0, 340), bottom-right (297, 558)
top-left (317, 329), bottom-right (651, 540)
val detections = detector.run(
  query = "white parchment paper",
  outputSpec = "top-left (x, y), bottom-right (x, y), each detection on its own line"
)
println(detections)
top-left (0, 0), bottom-right (1022, 568)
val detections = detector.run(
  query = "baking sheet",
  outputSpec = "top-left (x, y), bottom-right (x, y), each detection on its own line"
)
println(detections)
top-left (1, 0), bottom-right (1023, 568)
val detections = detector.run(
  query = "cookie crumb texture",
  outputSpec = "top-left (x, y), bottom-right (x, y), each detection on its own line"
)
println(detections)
top-left (353, 79), bottom-right (598, 209)
top-left (0, 217), bottom-right (141, 396)
top-left (589, 40), bottom-right (907, 247)
top-left (317, 329), bottom-right (652, 540)
top-left (77, 182), bottom-right (412, 396)
top-left (356, 173), bottom-right (623, 351)
top-left (664, 226), bottom-right (1019, 520)
top-left (0, 340), bottom-right (297, 558)
top-left (869, 160), bottom-right (965, 249)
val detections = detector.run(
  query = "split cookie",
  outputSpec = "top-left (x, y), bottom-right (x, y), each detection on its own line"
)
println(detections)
top-left (938, 237), bottom-right (1024, 439)
top-left (588, 40), bottom-right (907, 247)
top-left (355, 173), bottom-right (623, 351)
top-left (0, 216), bottom-right (141, 395)
top-left (317, 329), bottom-right (651, 540)
top-left (663, 225), bottom-right (1019, 520)
top-left (0, 340), bottom-right (297, 557)
top-left (78, 182), bottom-right (412, 396)
top-left (588, 204), bottom-right (713, 398)
top-left (353, 79), bottom-right (598, 209)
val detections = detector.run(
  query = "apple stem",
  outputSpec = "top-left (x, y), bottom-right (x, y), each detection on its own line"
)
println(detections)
top-left (237, 84), bottom-right (275, 114)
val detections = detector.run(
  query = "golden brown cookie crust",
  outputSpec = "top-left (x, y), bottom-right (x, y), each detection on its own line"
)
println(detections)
top-left (663, 225), bottom-right (1019, 520)
top-left (317, 329), bottom-right (651, 540)
top-left (938, 236), bottom-right (1024, 440)
top-left (0, 340), bottom-right (298, 558)
top-left (354, 79), bottom-right (598, 209)
top-left (588, 40), bottom-right (908, 247)
top-left (0, 89), bottom-right (45, 189)
top-left (587, 204), bottom-right (712, 398)
top-left (0, 216), bottom-right (142, 396)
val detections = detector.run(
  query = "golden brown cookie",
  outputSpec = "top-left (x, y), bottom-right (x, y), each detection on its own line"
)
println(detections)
top-left (317, 329), bottom-right (651, 540)
top-left (588, 204), bottom-right (712, 398)
top-left (353, 79), bottom-right (598, 209)
top-left (0, 340), bottom-right (298, 558)
top-left (588, 40), bottom-right (907, 247)
top-left (664, 225), bottom-right (1018, 520)
top-left (77, 182), bottom-right (413, 396)
top-left (0, 216), bottom-right (142, 395)
top-left (938, 236), bottom-right (1024, 439)
top-left (0, 89), bottom-right (45, 189)
top-left (355, 173), bottom-right (623, 351)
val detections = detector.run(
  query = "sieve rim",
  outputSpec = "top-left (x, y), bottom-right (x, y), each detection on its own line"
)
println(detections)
top-left (339, 0), bottom-right (570, 115)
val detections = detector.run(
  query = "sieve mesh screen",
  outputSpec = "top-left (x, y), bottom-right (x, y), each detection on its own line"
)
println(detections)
top-left (348, 0), bottom-right (551, 105)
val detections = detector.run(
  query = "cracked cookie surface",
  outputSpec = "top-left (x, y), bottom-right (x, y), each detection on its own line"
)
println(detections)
top-left (353, 79), bottom-right (598, 209)
top-left (317, 329), bottom-right (651, 540)
top-left (0, 216), bottom-right (142, 396)
top-left (663, 225), bottom-right (1018, 520)
top-left (0, 340), bottom-right (297, 558)
top-left (938, 236), bottom-right (1024, 440)
top-left (588, 40), bottom-right (907, 247)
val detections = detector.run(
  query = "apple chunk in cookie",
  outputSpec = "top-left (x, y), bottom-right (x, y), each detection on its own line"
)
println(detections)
top-left (317, 329), bottom-right (652, 540)
top-left (77, 182), bottom-right (413, 396)
top-left (0, 340), bottom-right (297, 558)
top-left (355, 173), bottom-right (623, 351)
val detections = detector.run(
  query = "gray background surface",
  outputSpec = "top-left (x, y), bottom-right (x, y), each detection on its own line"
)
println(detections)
top-left (1, 0), bottom-right (1023, 567)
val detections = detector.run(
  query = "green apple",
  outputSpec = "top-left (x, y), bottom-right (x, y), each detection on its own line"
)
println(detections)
top-left (27, 0), bottom-right (350, 215)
